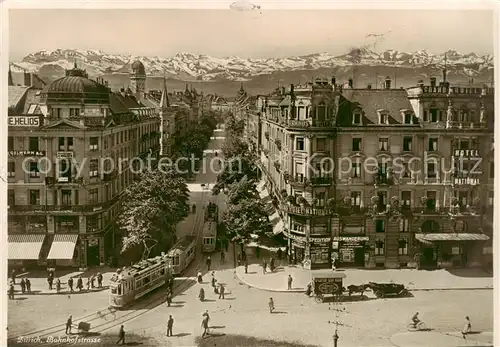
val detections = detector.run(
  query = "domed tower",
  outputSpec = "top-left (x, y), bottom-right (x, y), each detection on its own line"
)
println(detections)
top-left (130, 60), bottom-right (146, 101)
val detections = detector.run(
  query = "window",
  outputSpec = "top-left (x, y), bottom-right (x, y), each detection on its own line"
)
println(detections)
top-left (429, 109), bottom-right (439, 122)
top-left (104, 137), bottom-right (108, 150)
top-left (375, 240), bottom-right (385, 255)
top-left (398, 239), bottom-right (408, 255)
top-left (58, 137), bottom-right (65, 151)
top-left (459, 139), bottom-right (470, 150)
top-left (399, 219), bottom-right (410, 232)
top-left (316, 138), bottom-right (326, 152)
top-left (403, 137), bottom-right (412, 152)
top-left (8, 190), bottom-right (15, 206)
top-left (402, 162), bottom-right (411, 178)
top-left (69, 108), bottom-right (80, 118)
top-left (29, 161), bottom-right (40, 178)
top-left (8, 162), bottom-right (15, 178)
top-left (29, 137), bottom-right (39, 151)
top-left (455, 220), bottom-right (466, 232)
top-left (352, 138), bottom-right (361, 152)
top-left (89, 159), bottom-right (99, 177)
top-left (488, 191), bottom-right (494, 207)
top-left (376, 220), bottom-right (385, 233)
top-left (89, 188), bottom-right (99, 204)
top-left (426, 162), bottom-right (437, 178)
top-left (378, 138), bottom-right (388, 151)
top-left (353, 111), bottom-right (362, 125)
top-left (428, 138), bottom-right (438, 151)
top-left (90, 137), bottom-right (99, 151)
top-left (172, 255), bottom-right (180, 266)
top-left (457, 191), bottom-right (468, 207)
top-left (379, 112), bottom-right (388, 125)
top-left (351, 191), bottom-right (361, 207)
top-left (67, 137), bottom-right (74, 150)
top-left (61, 190), bottom-right (72, 205)
top-left (120, 132), bottom-right (124, 144)
top-left (111, 134), bottom-right (115, 147)
top-left (352, 162), bottom-right (361, 178)
top-left (401, 191), bottom-right (411, 207)
top-left (296, 137), bottom-right (305, 151)
top-left (29, 189), bottom-right (40, 205)
top-left (316, 192), bottom-right (326, 207)
top-left (8, 137), bottom-right (14, 151)
top-left (490, 162), bottom-right (494, 179)
top-left (426, 191), bottom-right (437, 210)
top-left (403, 113), bottom-right (412, 124)
top-left (459, 109), bottom-right (469, 122)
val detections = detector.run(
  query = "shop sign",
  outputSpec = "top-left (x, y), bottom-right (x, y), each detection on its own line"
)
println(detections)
top-left (57, 152), bottom-right (74, 159)
top-left (454, 178), bottom-right (480, 186)
top-left (8, 116), bottom-right (40, 127)
top-left (454, 149), bottom-right (480, 158)
top-left (333, 236), bottom-right (369, 242)
top-left (314, 277), bottom-right (343, 294)
top-left (9, 150), bottom-right (46, 157)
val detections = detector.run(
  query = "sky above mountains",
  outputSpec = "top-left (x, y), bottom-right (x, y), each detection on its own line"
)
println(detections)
top-left (9, 9), bottom-right (494, 60)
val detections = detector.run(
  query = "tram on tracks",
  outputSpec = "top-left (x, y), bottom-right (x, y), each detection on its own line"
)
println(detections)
top-left (202, 202), bottom-right (218, 253)
top-left (168, 235), bottom-right (196, 276)
top-left (109, 254), bottom-right (173, 308)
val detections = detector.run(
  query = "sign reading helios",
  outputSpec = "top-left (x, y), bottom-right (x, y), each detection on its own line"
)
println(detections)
top-left (8, 116), bottom-right (40, 127)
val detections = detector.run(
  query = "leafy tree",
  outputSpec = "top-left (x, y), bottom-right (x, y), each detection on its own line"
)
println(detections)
top-left (118, 169), bottom-right (190, 259)
top-left (221, 198), bottom-right (272, 242)
top-left (213, 156), bottom-right (257, 194)
top-left (227, 176), bottom-right (259, 205)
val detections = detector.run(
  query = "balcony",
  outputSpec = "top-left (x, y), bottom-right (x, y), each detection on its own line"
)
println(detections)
top-left (373, 173), bottom-right (394, 186)
top-left (282, 204), bottom-right (334, 217)
top-left (286, 174), bottom-right (308, 188)
top-left (336, 205), bottom-right (368, 216)
top-left (413, 206), bottom-right (448, 215)
top-left (310, 176), bottom-right (333, 186)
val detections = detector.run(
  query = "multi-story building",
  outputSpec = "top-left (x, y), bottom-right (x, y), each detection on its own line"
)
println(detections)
top-left (7, 62), bottom-right (161, 270)
top-left (242, 74), bottom-right (494, 270)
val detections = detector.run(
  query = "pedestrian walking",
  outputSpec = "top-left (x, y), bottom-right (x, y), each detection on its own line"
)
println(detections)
top-left (244, 260), bottom-right (248, 274)
top-left (462, 316), bottom-right (472, 339)
top-left (211, 274), bottom-right (216, 288)
top-left (166, 315), bottom-right (174, 337)
top-left (25, 278), bottom-right (31, 292)
top-left (91, 275), bottom-right (96, 289)
top-left (56, 278), bottom-right (61, 293)
top-left (168, 278), bottom-right (174, 293)
top-left (206, 256), bottom-right (212, 271)
top-left (77, 276), bottom-right (83, 292)
top-left (48, 275), bottom-right (53, 290)
top-left (20, 278), bottom-right (26, 294)
top-left (68, 277), bottom-right (74, 293)
top-left (269, 297), bottom-right (274, 313)
top-left (287, 274), bottom-right (293, 290)
top-left (166, 291), bottom-right (172, 307)
top-left (11, 269), bottom-right (16, 285)
top-left (97, 272), bottom-right (103, 288)
top-left (202, 310), bottom-right (210, 322)
top-left (262, 260), bottom-right (267, 274)
top-left (270, 258), bottom-right (275, 272)
top-left (220, 250), bottom-right (225, 264)
top-left (116, 325), bottom-right (125, 345)
top-left (218, 284), bottom-right (225, 299)
top-left (86, 277), bottom-right (91, 291)
top-left (8, 284), bottom-right (15, 300)
top-left (201, 316), bottom-right (209, 338)
top-left (65, 315), bottom-right (72, 334)
top-left (277, 248), bottom-right (282, 261)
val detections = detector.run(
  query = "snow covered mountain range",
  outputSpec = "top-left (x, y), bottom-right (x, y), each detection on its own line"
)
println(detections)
top-left (12, 48), bottom-right (493, 82)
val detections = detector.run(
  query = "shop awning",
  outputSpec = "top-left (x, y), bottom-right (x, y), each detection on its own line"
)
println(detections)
top-left (8, 234), bottom-right (46, 260)
top-left (273, 219), bottom-right (284, 235)
top-left (47, 234), bottom-right (79, 260)
top-left (415, 233), bottom-right (490, 243)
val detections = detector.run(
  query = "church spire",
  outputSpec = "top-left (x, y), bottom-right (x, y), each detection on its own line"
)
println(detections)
top-left (8, 63), bottom-right (14, 86)
top-left (160, 76), bottom-right (170, 108)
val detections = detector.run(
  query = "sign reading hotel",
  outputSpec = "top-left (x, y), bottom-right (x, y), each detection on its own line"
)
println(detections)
top-left (454, 149), bottom-right (480, 157)
top-left (8, 116), bottom-right (40, 127)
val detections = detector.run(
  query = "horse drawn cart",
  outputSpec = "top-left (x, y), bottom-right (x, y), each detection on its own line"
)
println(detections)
top-left (311, 271), bottom-right (346, 303)
top-left (368, 282), bottom-right (409, 298)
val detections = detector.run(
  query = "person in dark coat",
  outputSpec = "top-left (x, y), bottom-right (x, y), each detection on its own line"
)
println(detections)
top-left (277, 248), bottom-right (282, 260)
top-left (218, 284), bottom-right (225, 299)
top-left (116, 325), bottom-right (125, 345)
top-left (201, 316), bottom-right (209, 338)
top-left (206, 256), bottom-right (212, 271)
top-left (166, 315), bottom-right (174, 336)
top-left (220, 251), bottom-right (225, 264)
top-left (65, 315), bottom-right (72, 334)
top-left (262, 260), bottom-right (267, 274)
top-left (166, 291), bottom-right (172, 307)
top-left (90, 275), bottom-right (96, 289)
top-left (77, 276), bottom-right (83, 292)
top-left (20, 278), bottom-right (26, 294)
top-left (56, 278), bottom-right (61, 293)
top-left (287, 274), bottom-right (293, 290)
top-left (68, 277), bottom-right (74, 292)
top-left (48, 275), bottom-right (53, 290)
top-left (244, 260), bottom-right (248, 274)
top-left (8, 284), bottom-right (15, 300)
top-left (11, 270), bottom-right (16, 284)
top-left (25, 278), bottom-right (31, 292)
top-left (97, 272), bottom-right (103, 288)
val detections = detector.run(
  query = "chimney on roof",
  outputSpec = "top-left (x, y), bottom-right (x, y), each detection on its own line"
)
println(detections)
top-left (430, 77), bottom-right (436, 88)
top-left (348, 78), bottom-right (353, 89)
top-left (24, 72), bottom-right (32, 87)
top-left (367, 83), bottom-right (372, 89)
top-left (384, 77), bottom-right (391, 90)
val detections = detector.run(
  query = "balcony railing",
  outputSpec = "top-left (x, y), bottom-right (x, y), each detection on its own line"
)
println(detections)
top-left (310, 176), bottom-right (333, 185)
top-left (8, 194), bottom-right (123, 214)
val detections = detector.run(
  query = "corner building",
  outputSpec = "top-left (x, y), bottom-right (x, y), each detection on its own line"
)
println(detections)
top-left (243, 76), bottom-right (493, 270)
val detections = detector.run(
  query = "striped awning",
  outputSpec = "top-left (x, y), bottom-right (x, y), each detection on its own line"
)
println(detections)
top-left (415, 233), bottom-right (490, 242)
top-left (8, 234), bottom-right (46, 260)
top-left (47, 234), bottom-right (79, 260)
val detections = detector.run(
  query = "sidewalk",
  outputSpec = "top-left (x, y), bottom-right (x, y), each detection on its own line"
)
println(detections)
top-left (390, 331), bottom-right (493, 347)
top-left (9, 268), bottom-right (117, 295)
top-left (235, 265), bottom-right (493, 292)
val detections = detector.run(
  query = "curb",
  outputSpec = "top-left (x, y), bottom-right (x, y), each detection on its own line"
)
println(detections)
top-left (235, 271), bottom-right (493, 293)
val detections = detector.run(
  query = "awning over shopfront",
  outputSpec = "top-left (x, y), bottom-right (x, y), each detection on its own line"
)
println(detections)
top-left (8, 234), bottom-right (46, 260)
top-left (273, 219), bottom-right (284, 235)
top-left (47, 234), bottom-right (79, 260)
top-left (415, 233), bottom-right (490, 243)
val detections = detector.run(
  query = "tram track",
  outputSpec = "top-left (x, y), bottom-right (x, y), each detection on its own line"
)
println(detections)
top-left (9, 163), bottom-right (215, 345)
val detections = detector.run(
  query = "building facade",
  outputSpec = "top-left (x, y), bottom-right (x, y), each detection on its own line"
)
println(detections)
top-left (242, 75), bottom-right (494, 270)
top-left (7, 62), bottom-right (160, 270)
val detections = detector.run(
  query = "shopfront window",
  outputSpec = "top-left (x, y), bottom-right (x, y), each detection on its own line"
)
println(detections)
top-left (375, 240), bottom-right (385, 255)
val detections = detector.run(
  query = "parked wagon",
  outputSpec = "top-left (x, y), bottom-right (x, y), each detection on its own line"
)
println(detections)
top-left (78, 322), bottom-right (91, 333)
top-left (311, 271), bottom-right (346, 303)
top-left (368, 282), bottom-right (409, 298)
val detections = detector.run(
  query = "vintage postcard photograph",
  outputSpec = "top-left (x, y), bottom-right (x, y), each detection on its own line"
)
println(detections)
top-left (2, 2), bottom-right (498, 347)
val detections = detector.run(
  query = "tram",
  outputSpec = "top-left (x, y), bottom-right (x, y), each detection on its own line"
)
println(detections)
top-left (168, 235), bottom-right (196, 276)
top-left (202, 202), bottom-right (218, 253)
top-left (109, 254), bottom-right (173, 308)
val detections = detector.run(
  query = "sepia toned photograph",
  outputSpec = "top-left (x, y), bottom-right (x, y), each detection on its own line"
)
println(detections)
top-left (3, 3), bottom-right (498, 347)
